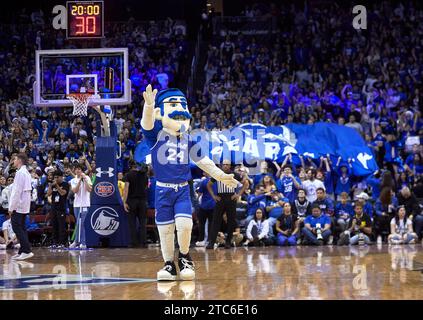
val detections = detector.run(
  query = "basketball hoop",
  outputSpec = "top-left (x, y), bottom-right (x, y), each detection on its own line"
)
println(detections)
top-left (66, 89), bottom-right (95, 117)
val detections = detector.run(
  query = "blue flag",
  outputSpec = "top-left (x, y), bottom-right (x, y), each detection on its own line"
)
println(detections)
top-left (285, 122), bottom-right (378, 176)
top-left (134, 122), bottom-right (378, 177)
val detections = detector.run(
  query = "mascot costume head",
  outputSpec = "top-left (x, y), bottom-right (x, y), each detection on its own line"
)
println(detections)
top-left (153, 88), bottom-right (192, 136)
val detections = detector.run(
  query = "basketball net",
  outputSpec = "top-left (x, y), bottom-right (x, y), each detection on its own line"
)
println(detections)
top-left (66, 87), bottom-right (94, 117)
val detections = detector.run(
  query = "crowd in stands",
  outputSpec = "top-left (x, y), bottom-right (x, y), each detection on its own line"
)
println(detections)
top-left (0, 2), bottom-right (422, 248)
top-left (189, 1), bottom-right (422, 246)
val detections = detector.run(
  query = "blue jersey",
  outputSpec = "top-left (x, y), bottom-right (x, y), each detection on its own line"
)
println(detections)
top-left (276, 176), bottom-right (297, 202)
top-left (196, 178), bottom-right (216, 210)
top-left (323, 172), bottom-right (334, 195)
top-left (335, 202), bottom-right (354, 218)
top-left (304, 214), bottom-right (331, 228)
top-left (142, 123), bottom-right (200, 184)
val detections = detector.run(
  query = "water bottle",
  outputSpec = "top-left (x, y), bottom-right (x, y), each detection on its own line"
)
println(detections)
top-left (316, 223), bottom-right (323, 240)
top-left (358, 233), bottom-right (364, 246)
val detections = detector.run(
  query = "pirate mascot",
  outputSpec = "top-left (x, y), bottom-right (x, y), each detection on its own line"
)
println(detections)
top-left (140, 85), bottom-right (238, 281)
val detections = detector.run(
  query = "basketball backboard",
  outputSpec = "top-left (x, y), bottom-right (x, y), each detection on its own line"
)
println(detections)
top-left (33, 48), bottom-right (131, 107)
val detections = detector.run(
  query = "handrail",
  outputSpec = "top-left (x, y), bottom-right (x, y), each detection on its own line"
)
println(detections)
top-left (186, 25), bottom-right (202, 103)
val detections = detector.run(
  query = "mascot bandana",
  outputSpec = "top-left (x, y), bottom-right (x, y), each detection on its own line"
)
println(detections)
top-left (140, 85), bottom-right (238, 281)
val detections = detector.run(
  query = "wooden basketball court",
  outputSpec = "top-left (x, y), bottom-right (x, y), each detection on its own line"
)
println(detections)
top-left (1, 245), bottom-right (422, 300)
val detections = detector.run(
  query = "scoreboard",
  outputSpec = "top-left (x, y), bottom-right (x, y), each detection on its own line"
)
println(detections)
top-left (66, 1), bottom-right (104, 39)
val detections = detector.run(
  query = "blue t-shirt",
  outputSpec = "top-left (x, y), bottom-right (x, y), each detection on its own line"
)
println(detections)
top-left (384, 141), bottom-right (399, 162)
top-left (266, 196), bottom-right (289, 219)
top-left (276, 176), bottom-right (298, 203)
top-left (247, 194), bottom-right (267, 217)
top-left (304, 214), bottom-right (331, 228)
top-left (196, 178), bottom-right (216, 210)
top-left (335, 174), bottom-right (351, 196)
top-left (313, 197), bottom-right (335, 216)
top-left (142, 123), bottom-right (202, 184)
top-left (324, 172), bottom-right (334, 195)
top-left (335, 202), bottom-right (354, 218)
top-left (366, 176), bottom-right (381, 199)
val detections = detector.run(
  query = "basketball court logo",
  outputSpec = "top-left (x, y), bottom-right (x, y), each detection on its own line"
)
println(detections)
top-left (94, 182), bottom-right (115, 197)
top-left (91, 207), bottom-right (120, 236)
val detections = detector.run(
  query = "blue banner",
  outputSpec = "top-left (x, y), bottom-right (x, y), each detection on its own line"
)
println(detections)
top-left (135, 122), bottom-right (378, 177)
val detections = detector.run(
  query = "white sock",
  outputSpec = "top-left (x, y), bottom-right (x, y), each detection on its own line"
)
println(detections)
top-left (157, 223), bottom-right (175, 262)
top-left (175, 217), bottom-right (193, 255)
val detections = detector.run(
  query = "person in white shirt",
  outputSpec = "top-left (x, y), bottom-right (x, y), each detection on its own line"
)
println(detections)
top-left (69, 163), bottom-right (92, 249)
top-left (302, 168), bottom-right (325, 203)
top-left (244, 208), bottom-right (271, 246)
top-left (388, 206), bottom-right (418, 244)
top-left (8, 153), bottom-right (34, 260)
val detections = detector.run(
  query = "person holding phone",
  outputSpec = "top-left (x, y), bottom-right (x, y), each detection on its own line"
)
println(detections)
top-left (69, 163), bottom-right (92, 249)
top-left (47, 170), bottom-right (69, 248)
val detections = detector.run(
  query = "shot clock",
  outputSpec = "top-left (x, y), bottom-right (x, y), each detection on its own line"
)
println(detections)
top-left (66, 1), bottom-right (104, 39)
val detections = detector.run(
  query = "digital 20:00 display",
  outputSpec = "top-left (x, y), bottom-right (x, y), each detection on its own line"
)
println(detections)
top-left (66, 1), bottom-right (104, 39)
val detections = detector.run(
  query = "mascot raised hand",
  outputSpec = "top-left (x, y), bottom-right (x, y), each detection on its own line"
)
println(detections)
top-left (141, 84), bottom-right (238, 281)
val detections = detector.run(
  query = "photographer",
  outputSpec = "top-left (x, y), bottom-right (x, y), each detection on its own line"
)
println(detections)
top-left (302, 204), bottom-right (331, 245)
top-left (47, 170), bottom-right (69, 248)
top-left (344, 203), bottom-right (372, 245)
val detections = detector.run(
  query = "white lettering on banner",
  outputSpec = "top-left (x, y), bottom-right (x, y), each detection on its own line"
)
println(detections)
top-left (226, 139), bottom-right (240, 151)
top-left (242, 137), bottom-right (260, 158)
top-left (282, 146), bottom-right (297, 156)
top-left (303, 152), bottom-right (315, 158)
top-left (265, 142), bottom-right (280, 160)
top-left (210, 146), bottom-right (223, 156)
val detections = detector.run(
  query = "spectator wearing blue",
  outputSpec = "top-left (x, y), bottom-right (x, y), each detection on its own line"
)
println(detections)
top-left (265, 191), bottom-right (289, 239)
top-left (317, 156), bottom-right (335, 200)
top-left (252, 161), bottom-right (275, 188)
top-left (246, 184), bottom-right (267, 223)
top-left (366, 170), bottom-right (382, 199)
top-left (302, 204), bottom-right (331, 246)
top-left (276, 164), bottom-right (301, 203)
top-left (335, 192), bottom-right (354, 232)
top-left (65, 144), bottom-right (80, 163)
top-left (314, 187), bottom-right (335, 243)
top-left (384, 131), bottom-right (400, 166)
top-left (33, 119), bottom-right (54, 144)
top-left (195, 173), bottom-right (216, 247)
top-left (334, 157), bottom-right (353, 201)
top-left (275, 202), bottom-right (299, 246)
top-left (313, 188), bottom-right (335, 216)
top-left (405, 153), bottom-right (423, 176)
